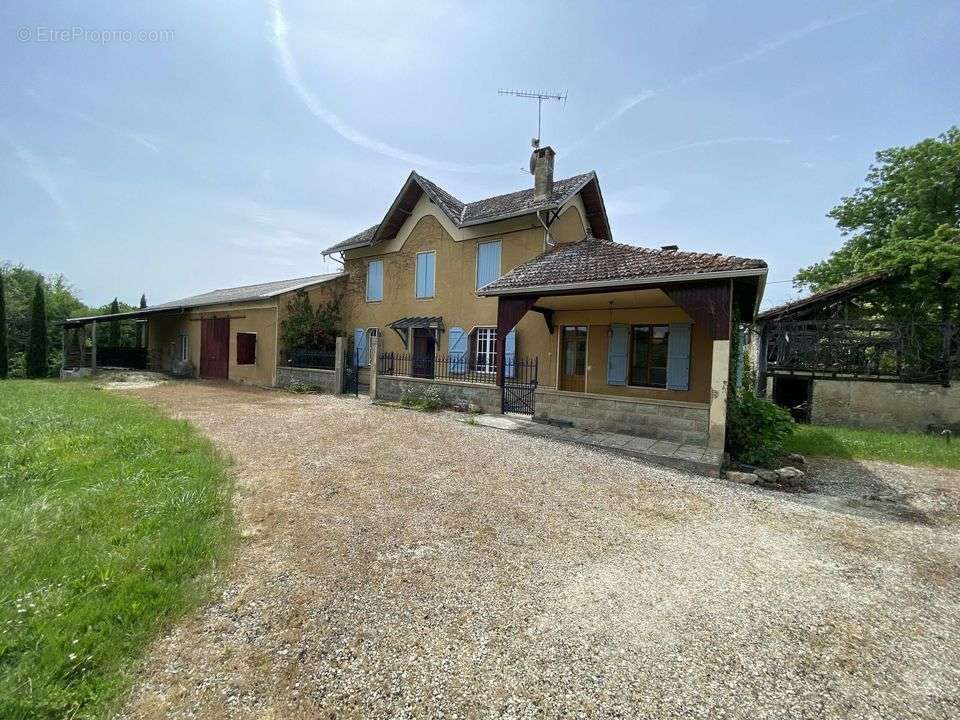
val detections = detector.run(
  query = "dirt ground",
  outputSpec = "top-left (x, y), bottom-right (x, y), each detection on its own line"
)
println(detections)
top-left (117, 381), bottom-right (960, 719)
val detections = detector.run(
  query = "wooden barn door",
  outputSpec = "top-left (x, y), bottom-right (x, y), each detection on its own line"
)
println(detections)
top-left (200, 318), bottom-right (230, 379)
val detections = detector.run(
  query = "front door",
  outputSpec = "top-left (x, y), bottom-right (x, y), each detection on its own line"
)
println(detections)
top-left (559, 325), bottom-right (587, 392)
top-left (411, 328), bottom-right (436, 378)
top-left (200, 318), bottom-right (230, 379)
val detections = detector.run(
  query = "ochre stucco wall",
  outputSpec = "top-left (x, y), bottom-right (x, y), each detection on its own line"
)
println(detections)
top-left (811, 379), bottom-right (960, 431)
top-left (147, 303), bottom-right (279, 386)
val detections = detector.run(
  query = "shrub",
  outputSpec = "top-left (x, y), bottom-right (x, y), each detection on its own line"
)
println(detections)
top-left (727, 390), bottom-right (795, 468)
top-left (399, 386), bottom-right (447, 412)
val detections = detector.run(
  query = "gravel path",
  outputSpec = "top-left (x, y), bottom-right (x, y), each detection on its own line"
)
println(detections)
top-left (118, 382), bottom-right (960, 719)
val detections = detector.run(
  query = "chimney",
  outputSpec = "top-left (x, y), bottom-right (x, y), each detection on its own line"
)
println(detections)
top-left (661, 244), bottom-right (678, 252)
top-left (532, 146), bottom-right (555, 201)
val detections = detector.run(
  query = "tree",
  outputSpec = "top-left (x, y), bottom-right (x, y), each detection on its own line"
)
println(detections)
top-left (108, 297), bottom-right (121, 346)
top-left (0, 271), bottom-right (7, 380)
top-left (139, 294), bottom-right (147, 309)
top-left (138, 293), bottom-right (147, 347)
top-left (280, 291), bottom-right (342, 350)
top-left (25, 279), bottom-right (48, 378)
top-left (795, 127), bottom-right (960, 321)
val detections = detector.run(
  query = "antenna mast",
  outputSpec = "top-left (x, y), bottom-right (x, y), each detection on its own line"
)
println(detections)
top-left (498, 88), bottom-right (567, 147)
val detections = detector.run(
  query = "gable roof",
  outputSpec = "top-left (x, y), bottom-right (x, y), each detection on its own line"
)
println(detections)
top-left (755, 272), bottom-right (890, 322)
top-left (64, 272), bottom-right (346, 326)
top-left (478, 236), bottom-right (767, 295)
top-left (323, 170), bottom-right (611, 255)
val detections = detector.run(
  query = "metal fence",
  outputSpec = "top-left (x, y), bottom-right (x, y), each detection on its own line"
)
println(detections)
top-left (377, 352), bottom-right (537, 386)
top-left (763, 320), bottom-right (958, 385)
top-left (283, 348), bottom-right (336, 370)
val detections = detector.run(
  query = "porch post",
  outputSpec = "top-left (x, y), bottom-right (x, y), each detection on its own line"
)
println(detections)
top-left (368, 334), bottom-right (379, 399)
top-left (495, 294), bottom-right (539, 386)
top-left (90, 320), bottom-right (97, 372)
top-left (334, 336), bottom-right (345, 394)
top-left (708, 340), bottom-right (730, 450)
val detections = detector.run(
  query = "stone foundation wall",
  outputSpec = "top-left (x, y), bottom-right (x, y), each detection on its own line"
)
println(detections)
top-left (276, 367), bottom-right (338, 393)
top-left (376, 375), bottom-right (501, 413)
top-left (812, 379), bottom-right (960, 431)
top-left (534, 388), bottom-right (709, 445)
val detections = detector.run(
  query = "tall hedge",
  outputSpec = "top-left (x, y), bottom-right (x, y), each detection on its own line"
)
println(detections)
top-left (25, 280), bottom-right (48, 378)
top-left (0, 272), bottom-right (7, 379)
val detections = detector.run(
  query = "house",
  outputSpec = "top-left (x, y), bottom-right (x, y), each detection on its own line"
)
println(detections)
top-left (62, 273), bottom-right (346, 387)
top-left (64, 145), bottom-right (769, 457)
top-left (754, 272), bottom-right (959, 431)
top-left (325, 147), bottom-right (768, 451)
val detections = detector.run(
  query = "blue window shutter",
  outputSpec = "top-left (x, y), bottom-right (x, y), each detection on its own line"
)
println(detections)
top-left (504, 329), bottom-right (517, 378)
top-left (354, 328), bottom-right (367, 367)
top-left (367, 260), bottom-right (383, 302)
top-left (476, 241), bottom-right (501, 289)
top-left (607, 324), bottom-right (628, 385)
top-left (415, 255), bottom-right (424, 297)
top-left (666, 323), bottom-right (691, 391)
top-left (447, 327), bottom-right (467, 374)
top-left (426, 252), bottom-right (435, 296)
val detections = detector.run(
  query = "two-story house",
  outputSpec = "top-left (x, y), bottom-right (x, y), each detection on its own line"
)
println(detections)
top-left (323, 147), bottom-right (767, 452)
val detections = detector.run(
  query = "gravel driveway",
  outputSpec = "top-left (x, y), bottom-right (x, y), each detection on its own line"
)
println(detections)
top-left (119, 382), bottom-right (960, 719)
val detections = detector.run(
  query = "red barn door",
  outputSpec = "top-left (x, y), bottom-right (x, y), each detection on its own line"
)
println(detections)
top-left (200, 318), bottom-right (230, 379)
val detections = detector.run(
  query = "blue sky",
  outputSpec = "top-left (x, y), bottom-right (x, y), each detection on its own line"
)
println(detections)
top-left (0, 1), bottom-right (957, 309)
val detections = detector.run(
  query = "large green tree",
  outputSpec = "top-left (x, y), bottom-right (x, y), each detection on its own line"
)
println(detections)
top-left (25, 280), bottom-right (48, 378)
top-left (795, 127), bottom-right (960, 321)
top-left (0, 271), bottom-right (7, 379)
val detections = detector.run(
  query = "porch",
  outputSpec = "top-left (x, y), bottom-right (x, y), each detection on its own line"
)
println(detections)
top-left (61, 312), bottom-right (152, 374)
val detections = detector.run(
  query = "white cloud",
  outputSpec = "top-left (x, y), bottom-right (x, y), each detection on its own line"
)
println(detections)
top-left (266, 0), bottom-right (500, 174)
top-left (1, 128), bottom-right (77, 234)
top-left (637, 136), bottom-right (792, 159)
top-left (593, 90), bottom-right (656, 133)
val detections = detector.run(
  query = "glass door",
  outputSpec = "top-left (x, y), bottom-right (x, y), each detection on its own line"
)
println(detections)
top-left (560, 326), bottom-right (588, 392)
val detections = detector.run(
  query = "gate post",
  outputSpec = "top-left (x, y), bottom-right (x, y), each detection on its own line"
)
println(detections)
top-left (368, 334), bottom-right (379, 399)
top-left (334, 336), bottom-right (345, 394)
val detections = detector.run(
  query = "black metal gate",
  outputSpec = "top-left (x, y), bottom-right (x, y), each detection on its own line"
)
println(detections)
top-left (502, 357), bottom-right (538, 415)
top-left (342, 344), bottom-right (359, 396)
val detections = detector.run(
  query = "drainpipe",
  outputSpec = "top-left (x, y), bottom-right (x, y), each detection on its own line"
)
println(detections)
top-left (537, 210), bottom-right (555, 248)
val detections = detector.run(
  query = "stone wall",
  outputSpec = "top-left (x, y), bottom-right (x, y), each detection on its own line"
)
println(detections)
top-left (534, 388), bottom-right (709, 445)
top-left (276, 367), bottom-right (338, 393)
top-left (811, 379), bottom-right (960, 431)
top-left (376, 375), bottom-right (501, 413)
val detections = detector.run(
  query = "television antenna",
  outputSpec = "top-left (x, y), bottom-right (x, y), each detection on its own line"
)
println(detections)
top-left (498, 88), bottom-right (567, 148)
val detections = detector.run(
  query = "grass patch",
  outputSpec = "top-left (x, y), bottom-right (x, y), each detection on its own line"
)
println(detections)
top-left (784, 423), bottom-right (960, 469)
top-left (0, 381), bottom-right (233, 719)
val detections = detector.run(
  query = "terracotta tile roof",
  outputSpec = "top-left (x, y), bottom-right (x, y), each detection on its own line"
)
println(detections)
top-left (478, 236), bottom-right (766, 294)
top-left (324, 171), bottom-right (605, 254)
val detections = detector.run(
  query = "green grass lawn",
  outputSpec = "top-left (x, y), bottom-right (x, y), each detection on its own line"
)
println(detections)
top-left (784, 423), bottom-right (960, 469)
top-left (0, 381), bottom-right (233, 720)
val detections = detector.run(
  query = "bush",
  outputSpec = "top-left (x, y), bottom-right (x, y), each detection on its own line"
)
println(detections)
top-left (399, 386), bottom-right (447, 412)
top-left (727, 390), bottom-right (795, 468)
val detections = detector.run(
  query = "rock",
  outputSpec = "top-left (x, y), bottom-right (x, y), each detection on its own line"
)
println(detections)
top-left (467, 403), bottom-right (483, 414)
top-left (755, 469), bottom-right (779, 482)
top-left (785, 453), bottom-right (807, 466)
top-left (725, 471), bottom-right (758, 485)
top-left (450, 400), bottom-right (469, 412)
top-left (777, 466), bottom-right (805, 480)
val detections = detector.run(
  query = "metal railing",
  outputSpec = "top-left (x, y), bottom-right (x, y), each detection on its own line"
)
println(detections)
top-left (377, 352), bottom-right (537, 386)
top-left (283, 348), bottom-right (336, 370)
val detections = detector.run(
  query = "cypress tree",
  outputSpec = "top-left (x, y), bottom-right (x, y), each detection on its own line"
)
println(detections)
top-left (0, 271), bottom-right (8, 379)
top-left (26, 279), bottom-right (48, 378)
top-left (138, 294), bottom-right (147, 347)
top-left (108, 298), bottom-right (121, 346)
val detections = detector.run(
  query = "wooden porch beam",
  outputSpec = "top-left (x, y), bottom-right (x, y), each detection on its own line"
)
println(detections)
top-left (530, 305), bottom-right (555, 334)
top-left (495, 294), bottom-right (539, 386)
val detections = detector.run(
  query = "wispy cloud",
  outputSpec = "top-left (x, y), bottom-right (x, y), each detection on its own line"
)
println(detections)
top-left (637, 136), bottom-right (792, 159)
top-left (583, 7), bottom-right (875, 143)
top-left (1, 127), bottom-right (77, 234)
top-left (26, 89), bottom-right (160, 153)
top-left (267, 0), bottom-right (499, 174)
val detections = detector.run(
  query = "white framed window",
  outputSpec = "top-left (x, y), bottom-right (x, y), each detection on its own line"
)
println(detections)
top-left (178, 334), bottom-right (189, 362)
top-left (415, 251), bottom-right (436, 298)
top-left (473, 327), bottom-right (497, 373)
top-left (476, 240), bottom-right (502, 289)
top-left (366, 259), bottom-right (383, 302)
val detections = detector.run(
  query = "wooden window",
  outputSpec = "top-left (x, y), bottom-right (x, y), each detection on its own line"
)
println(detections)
top-left (472, 327), bottom-right (497, 373)
top-left (629, 325), bottom-right (669, 387)
top-left (366, 260), bottom-right (383, 302)
top-left (415, 251), bottom-right (436, 298)
top-left (236, 332), bottom-right (256, 365)
top-left (178, 334), bottom-right (189, 362)
top-left (476, 240), bottom-right (502, 289)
